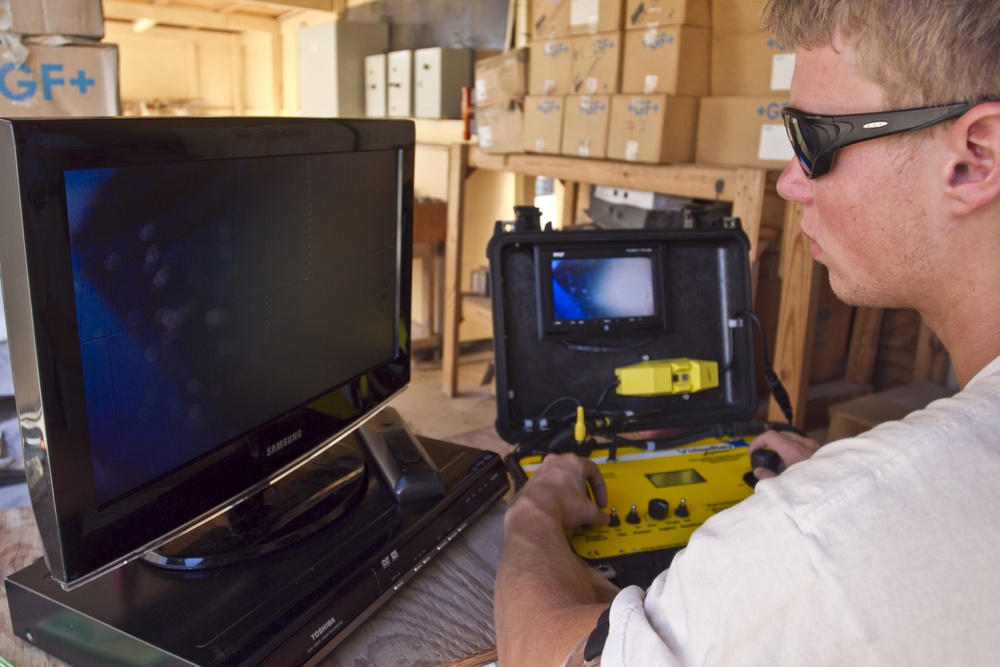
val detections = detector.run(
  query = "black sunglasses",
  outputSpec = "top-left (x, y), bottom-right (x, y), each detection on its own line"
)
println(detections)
top-left (781, 101), bottom-right (984, 179)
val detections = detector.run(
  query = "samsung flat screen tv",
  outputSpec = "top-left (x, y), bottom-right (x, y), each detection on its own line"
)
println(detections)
top-left (0, 116), bottom-right (414, 588)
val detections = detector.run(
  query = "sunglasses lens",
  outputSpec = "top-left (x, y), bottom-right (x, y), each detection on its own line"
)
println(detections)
top-left (783, 114), bottom-right (817, 177)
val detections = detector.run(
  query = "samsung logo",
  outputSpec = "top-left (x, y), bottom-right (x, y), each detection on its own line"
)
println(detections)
top-left (266, 429), bottom-right (303, 457)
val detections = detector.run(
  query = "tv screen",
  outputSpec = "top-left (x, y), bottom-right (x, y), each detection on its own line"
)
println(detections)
top-left (0, 116), bottom-right (414, 587)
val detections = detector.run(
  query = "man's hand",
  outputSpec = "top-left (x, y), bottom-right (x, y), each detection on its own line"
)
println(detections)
top-left (507, 453), bottom-right (610, 531)
top-left (496, 453), bottom-right (616, 666)
top-left (748, 429), bottom-right (822, 481)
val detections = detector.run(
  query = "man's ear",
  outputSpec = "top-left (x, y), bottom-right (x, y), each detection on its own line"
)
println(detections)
top-left (944, 101), bottom-right (1000, 214)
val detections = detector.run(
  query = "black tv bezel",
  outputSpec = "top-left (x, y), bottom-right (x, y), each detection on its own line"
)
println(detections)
top-left (534, 242), bottom-right (668, 340)
top-left (0, 116), bottom-right (415, 588)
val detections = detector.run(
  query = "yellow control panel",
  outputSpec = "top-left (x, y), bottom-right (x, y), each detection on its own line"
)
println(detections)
top-left (517, 437), bottom-right (757, 562)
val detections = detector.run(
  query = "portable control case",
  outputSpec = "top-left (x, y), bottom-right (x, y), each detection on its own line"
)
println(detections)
top-left (487, 209), bottom-right (766, 587)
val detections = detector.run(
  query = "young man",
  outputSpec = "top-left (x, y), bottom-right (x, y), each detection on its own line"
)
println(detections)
top-left (494, 1), bottom-right (1000, 664)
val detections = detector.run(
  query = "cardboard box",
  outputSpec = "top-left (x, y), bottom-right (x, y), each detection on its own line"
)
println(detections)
top-left (624, 0), bottom-right (711, 29)
top-left (570, 31), bottom-right (622, 95)
top-left (522, 95), bottom-right (564, 154)
top-left (529, 38), bottom-right (574, 95)
top-left (532, 0), bottom-right (571, 39)
top-left (569, 0), bottom-right (625, 35)
top-left (561, 94), bottom-right (610, 158)
top-left (695, 95), bottom-right (793, 169)
top-left (2, 0), bottom-right (104, 39)
top-left (711, 0), bottom-right (767, 37)
top-left (827, 381), bottom-right (954, 442)
top-left (414, 200), bottom-right (448, 244)
top-left (621, 25), bottom-right (710, 97)
top-left (606, 93), bottom-right (698, 163)
top-left (803, 379), bottom-right (872, 432)
top-left (712, 34), bottom-right (795, 96)
top-left (0, 42), bottom-right (119, 117)
top-left (474, 48), bottom-right (528, 106)
top-left (476, 99), bottom-right (524, 154)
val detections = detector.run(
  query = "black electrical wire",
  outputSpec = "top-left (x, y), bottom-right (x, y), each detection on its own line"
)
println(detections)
top-left (594, 379), bottom-right (621, 410)
top-left (738, 309), bottom-right (795, 424)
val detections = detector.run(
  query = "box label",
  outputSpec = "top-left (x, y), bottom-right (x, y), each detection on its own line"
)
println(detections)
top-left (571, 0), bottom-right (600, 29)
top-left (625, 139), bottom-right (639, 161)
top-left (1, 45), bottom-right (119, 116)
top-left (771, 53), bottom-right (795, 90)
top-left (758, 124), bottom-right (794, 161)
top-left (480, 125), bottom-right (494, 148)
top-left (642, 28), bottom-right (673, 49)
top-left (579, 95), bottom-right (607, 114)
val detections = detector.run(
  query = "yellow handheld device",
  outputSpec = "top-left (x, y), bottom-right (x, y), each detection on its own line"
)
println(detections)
top-left (517, 436), bottom-right (756, 564)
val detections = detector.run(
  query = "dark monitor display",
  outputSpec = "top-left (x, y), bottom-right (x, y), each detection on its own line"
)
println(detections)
top-left (0, 116), bottom-right (414, 587)
top-left (534, 243), bottom-right (667, 339)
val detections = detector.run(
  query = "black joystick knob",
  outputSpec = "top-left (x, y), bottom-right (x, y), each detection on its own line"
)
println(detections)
top-left (648, 499), bottom-right (669, 521)
top-left (751, 448), bottom-right (782, 473)
top-left (608, 507), bottom-right (620, 527)
top-left (744, 448), bottom-right (783, 488)
top-left (625, 504), bottom-right (641, 524)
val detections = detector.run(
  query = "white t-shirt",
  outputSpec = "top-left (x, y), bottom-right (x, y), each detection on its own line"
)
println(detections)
top-left (603, 355), bottom-right (1000, 666)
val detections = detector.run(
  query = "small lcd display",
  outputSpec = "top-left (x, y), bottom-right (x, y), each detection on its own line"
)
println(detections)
top-left (645, 469), bottom-right (707, 488)
top-left (551, 256), bottom-right (655, 321)
top-left (535, 243), bottom-right (667, 339)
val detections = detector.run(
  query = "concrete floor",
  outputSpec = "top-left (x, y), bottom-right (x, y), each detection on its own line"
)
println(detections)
top-left (391, 349), bottom-right (498, 441)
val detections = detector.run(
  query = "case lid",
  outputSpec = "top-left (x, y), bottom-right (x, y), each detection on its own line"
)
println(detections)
top-left (487, 216), bottom-right (758, 446)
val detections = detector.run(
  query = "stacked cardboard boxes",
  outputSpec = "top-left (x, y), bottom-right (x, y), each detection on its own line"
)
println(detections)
top-left (515, 0), bottom-right (707, 163)
top-left (0, 0), bottom-right (120, 117)
top-left (695, 0), bottom-right (793, 168)
top-left (477, 0), bottom-right (801, 169)
top-left (474, 48), bottom-right (529, 153)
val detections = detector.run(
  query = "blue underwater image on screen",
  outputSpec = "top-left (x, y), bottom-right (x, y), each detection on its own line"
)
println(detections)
top-left (65, 152), bottom-right (399, 504)
top-left (550, 256), bottom-right (655, 322)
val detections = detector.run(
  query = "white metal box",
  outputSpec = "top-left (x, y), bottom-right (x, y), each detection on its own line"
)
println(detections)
top-left (387, 50), bottom-right (414, 117)
top-left (414, 47), bottom-right (473, 119)
top-left (297, 20), bottom-right (389, 117)
top-left (365, 53), bottom-right (387, 117)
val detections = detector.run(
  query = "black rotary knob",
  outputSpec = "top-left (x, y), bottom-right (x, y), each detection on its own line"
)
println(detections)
top-left (648, 498), bottom-right (669, 521)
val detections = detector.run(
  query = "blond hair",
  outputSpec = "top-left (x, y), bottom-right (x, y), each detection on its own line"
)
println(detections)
top-left (761, 0), bottom-right (1000, 108)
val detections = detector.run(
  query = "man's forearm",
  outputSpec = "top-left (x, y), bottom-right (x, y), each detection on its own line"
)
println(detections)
top-left (495, 499), bottom-right (616, 666)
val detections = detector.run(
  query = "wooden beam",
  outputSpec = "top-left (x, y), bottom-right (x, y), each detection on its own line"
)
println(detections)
top-left (251, 0), bottom-right (337, 11)
top-left (468, 148), bottom-right (744, 202)
top-left (844, 307), bottom-right (884, 386)
top-left (768, 202), bottom-right (819, 428)
top-left (103, 0), bottom-right (280, 33)
top-left (912, 320), bottom-right (950, 385)
top-left (442, 143), bottom-right (471, 397)
top-left (730, 167), bottom-right (767, 262)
